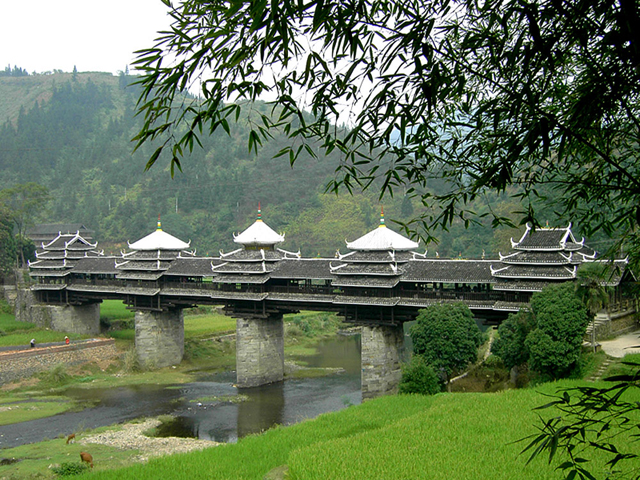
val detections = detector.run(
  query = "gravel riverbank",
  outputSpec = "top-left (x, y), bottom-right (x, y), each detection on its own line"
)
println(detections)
top-left (80, 418), bottom-right (218, 463)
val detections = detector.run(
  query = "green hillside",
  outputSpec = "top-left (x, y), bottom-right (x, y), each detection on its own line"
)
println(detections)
top-left (0, 70), bottom-right (553, 257)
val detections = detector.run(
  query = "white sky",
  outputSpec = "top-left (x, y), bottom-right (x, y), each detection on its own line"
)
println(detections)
top-left (0, 0), bottom-right (171, 75)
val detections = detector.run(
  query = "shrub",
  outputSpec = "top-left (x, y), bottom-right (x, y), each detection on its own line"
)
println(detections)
top-left (39, 364), bottom-right (71, 386)
top-left (51, 461), bottom-right (90, 476)
top-left (123, 347), bottom-right (141, 372)
top-left (399, 355), bottom-right (442, 395)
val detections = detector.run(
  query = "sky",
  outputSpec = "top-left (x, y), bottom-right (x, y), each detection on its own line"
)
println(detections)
top-left (0, 0), bottom-right (172, 75)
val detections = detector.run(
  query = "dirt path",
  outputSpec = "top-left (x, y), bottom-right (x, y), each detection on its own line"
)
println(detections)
top-left (599, 329), bottom-right (640, 358)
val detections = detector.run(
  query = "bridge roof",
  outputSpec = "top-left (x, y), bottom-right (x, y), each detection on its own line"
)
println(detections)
top-left (402, 259), bottom-right (495, 283)
top-left (346, 224), bottom-right (419, 251)
top-left (270, 259), bottom-right (335, 280)
top-left (128, 228), bottom-right (191, 251)
top-left (511, 224), bottom-right (585, 251)
top-left (69, 257), bottom-right (118, 275)
top-left (233, 219), bottom-right (285, 247)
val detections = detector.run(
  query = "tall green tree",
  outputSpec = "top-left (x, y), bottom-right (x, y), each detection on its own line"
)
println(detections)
top-left (0, 183), bottom-right (48, 265)
top-left (409, 303), bottom-right (482, 384)
top-left (132, 0), bottom-right (640, 264)
top-left (0, 206), bottom-right (17, 274)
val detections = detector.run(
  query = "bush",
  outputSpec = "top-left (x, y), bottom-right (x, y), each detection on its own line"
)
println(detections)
top-left (123, 347), bottom-right (141, 373)
top-left (39, 364), bottom-right (71, 386)
top-left (51, 461), bottom-right (90, 476)
top-left (399, 355), bottom-right (442, 395)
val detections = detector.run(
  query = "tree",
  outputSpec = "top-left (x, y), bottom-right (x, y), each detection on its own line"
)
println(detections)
top-left (491, 310), bottom-right (535, 371)
top-left (575, 263), bottom-right (611, 353)
top-left (0, 206), bottom-right (17, 275)
top-left (132, 0), bottom-right (640, 264)
top-left (409, 303), bottom-right (482, 383)
top-left (525, 283), bottom-right (589, 378)
top-left (0, 183), bottom-right (48, 265)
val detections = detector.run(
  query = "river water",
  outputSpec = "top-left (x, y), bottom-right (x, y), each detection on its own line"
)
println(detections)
top-left (0, 335), bottom-right (362, 449)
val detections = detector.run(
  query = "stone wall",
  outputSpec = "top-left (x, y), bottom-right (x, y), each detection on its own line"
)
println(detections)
top-left (0, 339), bottom-right (118, 386)
top-left (135, 309), bottom-right (184, 368)
top-left (361, 325), bottom-right (404, 399)
top-left (236, 315), bottom-right (284, 388)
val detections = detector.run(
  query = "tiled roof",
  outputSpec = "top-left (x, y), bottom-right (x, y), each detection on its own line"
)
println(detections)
top-left (116, 272), bottom-right (164, 281)
top-left (499, 251), bottom-right (575, 265)
top-left (69, 257), bottom-right (119, 275)
top-left (492, 280), bottom-right (557, 292)
top-left (331, 263), bottom-right (402, 276)
top-left (334, 250), bottom-right (416, 263)
top-left (402, 260), bottom-right (495, 283)
top-left (491, 264), bottom-right (577, 279)
top-left (331, 277), bottom-right (399, 288)
top-left (116, 260), bottom-right (173, 271)
top-left (163, 258), bottom-right (219, 276)
top-left (511, 224), bottom-right (583, 251)
top-left (212, 262), bottom-right (275, 274)
top-left (219, 248), bottom-right (284, 261)
top-left (41, 233), bottom-right (98, 250)
top-left (270, 259), bottom-right (335, 280)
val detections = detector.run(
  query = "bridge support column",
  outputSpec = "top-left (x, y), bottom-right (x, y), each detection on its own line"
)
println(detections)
top-left (361, 325), bottom-right (404, 399)
top-left (236, 314), bottom-right (284, 388)
top-left (135, 309), bottom-right (184, 368)
top-left (16, 289), bottom-right (100, 335)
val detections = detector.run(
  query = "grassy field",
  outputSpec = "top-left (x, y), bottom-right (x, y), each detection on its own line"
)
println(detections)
top-left (31, 379), bottom-right (629, 480)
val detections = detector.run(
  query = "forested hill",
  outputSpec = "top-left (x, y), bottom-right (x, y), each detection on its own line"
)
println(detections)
top-left (0, 71), bottom-right (523, 257)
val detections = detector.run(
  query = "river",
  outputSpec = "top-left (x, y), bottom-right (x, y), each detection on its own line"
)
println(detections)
top-left (0, 335), bottom-right (362, 449)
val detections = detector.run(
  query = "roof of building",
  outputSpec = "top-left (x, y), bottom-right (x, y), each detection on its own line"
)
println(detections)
top-left (233, 219), bottom-right (285, 247)
top-left (27, 223), bottom-right (94, 238)
top-left (128, 222), bottom-right (191, 251)
top-left (511, 224), bottom-right (584, 251)
top-left (346, 224), bottom-right (419, 251)
top-left (402, 260), bottom-right (495, 283)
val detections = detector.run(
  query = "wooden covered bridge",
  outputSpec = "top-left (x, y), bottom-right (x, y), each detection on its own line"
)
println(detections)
top-left (26, 210), bottom-right (633, 397)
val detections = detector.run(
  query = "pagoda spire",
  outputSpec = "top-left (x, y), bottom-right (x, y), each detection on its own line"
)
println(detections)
top-left (157, 214), bottom-right (162, 231)
top-left (257, 202), bottom-right (262, 222)
top-left (379, 206), bottom-right (386, 228)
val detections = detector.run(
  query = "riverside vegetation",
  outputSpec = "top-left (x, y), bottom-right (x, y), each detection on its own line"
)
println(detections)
top-left (1, 297), bottom-right (638, 479)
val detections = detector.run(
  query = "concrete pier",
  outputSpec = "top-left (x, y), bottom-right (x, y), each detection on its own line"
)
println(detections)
top-left (361, 325), bottom-right (404, 399)
top-left (134, 309), bottom-right (184, 368)
top-left (236, 314), bottom-right (284, 388)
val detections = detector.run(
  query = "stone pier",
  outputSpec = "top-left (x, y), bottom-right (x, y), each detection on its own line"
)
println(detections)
top-left (135, 309), bottom-right (184, 368)
top-left (361, 325), bottom-right (404, 399)
top-left (236, 314), bottom-right (284, 388)
top-left (15, 288), bottom-right (100, 335)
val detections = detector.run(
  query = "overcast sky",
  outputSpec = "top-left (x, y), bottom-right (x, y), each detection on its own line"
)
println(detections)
top-left (0, 0), bottom-right (171, 75)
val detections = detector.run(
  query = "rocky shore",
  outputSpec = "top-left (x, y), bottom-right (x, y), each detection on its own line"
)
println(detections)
top-left (80, 418), bottom-right (218, 463)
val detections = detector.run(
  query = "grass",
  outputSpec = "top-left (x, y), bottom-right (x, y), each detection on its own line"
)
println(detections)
top-left (183, 312), bottom-right (236, 337)
top-left (62, 380), bottom-right (639, 480)
top-left (100, 300), bottom-right (135, 323)
top-left (0, 399), bottom-right (75, 426)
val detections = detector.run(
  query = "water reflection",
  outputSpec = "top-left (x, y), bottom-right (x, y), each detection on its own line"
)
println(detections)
top-left (0, 335), bottom-right (362, 449)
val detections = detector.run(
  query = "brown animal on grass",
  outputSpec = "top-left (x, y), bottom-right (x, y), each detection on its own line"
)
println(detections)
top-left (79, 452), bottom-right (93, 468)
top-left (65, 433), bottom-right (75, 444)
